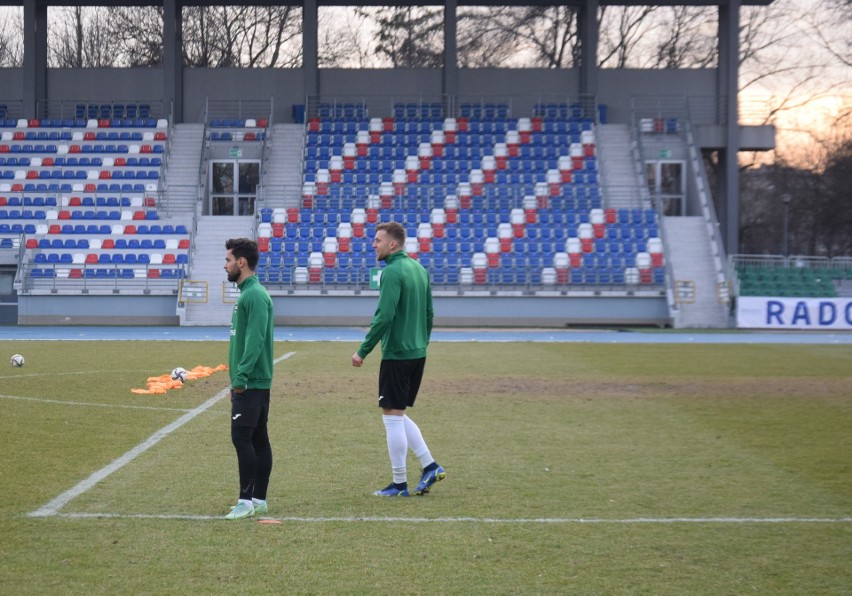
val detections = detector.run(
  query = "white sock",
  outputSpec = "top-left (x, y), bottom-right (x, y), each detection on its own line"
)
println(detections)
top-left (383, 415), bottom-right (408, 484)
top-left (252, 498), bottom-right (266, 506)
top-left (403, 415), bottom-right (435, 469)
top-left (238, 498), bottom-right (253, 507)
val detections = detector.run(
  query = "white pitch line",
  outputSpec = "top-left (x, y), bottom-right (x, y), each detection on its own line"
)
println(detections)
top-left (0, 368), bottom-right (164, 380)
top-left (0, 393), bottom-right (196, 413)
top-left (52, 512), bottom-right (852, 524)
top-left (28, 351), bottom-right (296, 518)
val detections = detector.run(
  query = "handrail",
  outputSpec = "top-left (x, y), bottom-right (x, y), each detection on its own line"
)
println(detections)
top-left (258, 127), bottom-right (275, 210)
top-left (681, 116), bottom-right (729, 304)
top-left (12, 231), bottom-right (27, 290)
top-left (629, 102), bottom-right (679, 318)
top-left (16, 261), bottom-right (187, 296)
top-left (34, 100), bottom-right (167, 121)
top-left (205, 98), bottom-right (272, 123)
top-left (303, 94), bottom-right (600, 121)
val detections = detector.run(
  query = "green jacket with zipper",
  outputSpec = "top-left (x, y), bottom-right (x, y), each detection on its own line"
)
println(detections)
top-left (358, 251), bottom-right (434, 361)
top-left (229, 275), bottom-right (274, 389)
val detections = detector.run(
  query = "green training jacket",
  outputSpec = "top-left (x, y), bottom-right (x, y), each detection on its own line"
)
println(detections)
top-left (229, 275), bottom-right (274, 389)
top-left (358, 250), bottom-right (434, 361)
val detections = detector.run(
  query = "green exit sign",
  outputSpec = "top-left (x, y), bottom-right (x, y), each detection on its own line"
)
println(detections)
top-left (229, 147), bottom-right (243, 159)
top-left (659, 149), bottom-right (671, 158)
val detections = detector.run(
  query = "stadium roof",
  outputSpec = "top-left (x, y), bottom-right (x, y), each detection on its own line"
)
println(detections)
top-left (0, 0), bottom-right (776, 7)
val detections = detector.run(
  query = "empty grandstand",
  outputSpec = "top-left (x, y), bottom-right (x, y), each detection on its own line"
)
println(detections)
top-left (0, 0), bottom-right (786, 327)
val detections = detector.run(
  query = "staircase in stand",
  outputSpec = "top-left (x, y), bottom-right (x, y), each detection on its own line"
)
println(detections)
top-left (180, 215), bottom-right (256, 326)
top-left (163, 123), bottom-right (205, 218)
top-left (261, 123), bottom-right (305, 209)
top-left (664, 216), bottom-right (731, 328)
top-left (597, 123), bottom-right (646, 211)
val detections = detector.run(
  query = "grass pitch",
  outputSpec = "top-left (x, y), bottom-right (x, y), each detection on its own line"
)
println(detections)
top-left (0, 339), bottom-right (850, 594)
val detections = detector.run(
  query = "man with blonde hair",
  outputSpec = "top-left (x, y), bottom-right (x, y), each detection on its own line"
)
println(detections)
top-left (352, 222), bottom-right (445, 497)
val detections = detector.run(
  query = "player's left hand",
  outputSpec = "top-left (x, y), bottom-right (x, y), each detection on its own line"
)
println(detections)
top-left (351, 353), bottom-right (363, 367)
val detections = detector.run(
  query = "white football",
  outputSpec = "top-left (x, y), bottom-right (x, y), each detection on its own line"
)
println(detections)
top-left (170, 367), bottom-right (188, 383)
top-left (10, 354), bottom-right (25, 367)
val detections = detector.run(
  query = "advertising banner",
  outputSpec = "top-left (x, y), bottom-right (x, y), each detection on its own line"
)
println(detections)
top-left (737, 297), bottom-right (852, 330)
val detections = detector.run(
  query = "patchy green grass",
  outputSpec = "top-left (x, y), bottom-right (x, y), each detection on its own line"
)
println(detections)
top-left (0, 340), bottom-right (850, 594)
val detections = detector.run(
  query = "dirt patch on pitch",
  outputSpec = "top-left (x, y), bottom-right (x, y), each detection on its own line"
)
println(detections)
top-left (426, 375), bottom-right (852, 402)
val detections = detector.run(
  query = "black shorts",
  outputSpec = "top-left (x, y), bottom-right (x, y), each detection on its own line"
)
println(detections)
top-left (378, 358), bottom-right (426, 410)
top-left (230, 388), bottom-right (270, 429)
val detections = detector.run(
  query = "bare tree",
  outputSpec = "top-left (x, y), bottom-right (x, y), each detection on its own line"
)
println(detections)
top-left (49, 7), bottom-right (122, 67)
top-left (810, 0), bottom-right (852, 68)
top-left (453, 7), bottom-right (519, 68)
top-left (653, 6), bottom-right (717, 68)
top-left (360, 6), bottom-right (443, 68)
top-left (0, 8), bottom-right (23, 67)
top-left (737, 0), bottom-right (849, 169)
top-left (106, 7), bottom-right (164, 67)
top-left (318, 8), bottom-right (375, 68)
top-left (598, 6), bottom-right (659, 68)
top-left (336, 5), bottom-right (732, 71)
top-left (231, 6), bottom-right (301, 68)
top-left (182, 6), bottom-right (213, 67)
top-left (182, 5), bottom-right (300, 68)
top-left (738, 105), bottom-right (852, 257)
top-left (482, 6), bottom-right (579, 69)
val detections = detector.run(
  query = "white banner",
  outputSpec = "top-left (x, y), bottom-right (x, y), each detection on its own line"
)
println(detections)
top-left (737, 297), bottom-right (852, 330)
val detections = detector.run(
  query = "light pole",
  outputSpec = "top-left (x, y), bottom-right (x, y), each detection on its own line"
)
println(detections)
top-left (782, 194), bottom-right (791, 258)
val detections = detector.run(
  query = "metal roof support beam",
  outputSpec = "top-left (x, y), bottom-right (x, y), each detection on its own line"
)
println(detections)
top-left (163, 0), bottom-right (183, 123)
top-left (22, 0), bottom-right (47, 119)
top-left (718, 0), bottom-right (741, 255)
top-left (303, 0), bottom-right (319, 101)
top-left (579, 0), bottom-right (599, 100)
top-left (443, 0), bottom-right (458, 100)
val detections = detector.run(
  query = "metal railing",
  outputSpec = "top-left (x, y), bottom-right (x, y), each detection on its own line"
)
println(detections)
top-left (35, 100), bottom-right (167, 121)
top-left (631, 100), bottom-right (680, 316)
top-left (728, 254), bottom-right (848, 298)
top-left (632, 94), bottom-right (774, 127)
top-left (303, 94), bottom-right (600, 121)
top-left (205, 98), bottom-right (273, 124)
top-left (0, 101), bottom-right (24, 120)
top-left (255, 266), bottom-right (667, 295)
top-left (18, 262), bottom-right (186, 295)
top-left (681, 114), bottom-right (729, 305)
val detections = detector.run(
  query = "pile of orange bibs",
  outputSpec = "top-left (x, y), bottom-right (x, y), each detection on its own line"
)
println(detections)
top-left (131, 364), bottom-right (229, 394)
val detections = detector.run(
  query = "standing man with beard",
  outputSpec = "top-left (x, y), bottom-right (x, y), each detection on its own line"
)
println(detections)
top-left (223, 238), bottom-right (275, 519)
top-left (352, 222), bottom-right (445, 497)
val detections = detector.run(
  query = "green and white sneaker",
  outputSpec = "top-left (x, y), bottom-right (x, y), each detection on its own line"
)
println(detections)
top-left (253, 501), bottom-right (268, 515)
top-left (224, 501), bottom-right (255, 520)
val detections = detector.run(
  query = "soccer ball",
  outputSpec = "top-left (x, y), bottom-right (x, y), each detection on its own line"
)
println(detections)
top-left (170, 367), bottom-right (188, 383)
top-left (10, 354), bottom-right (24, 367)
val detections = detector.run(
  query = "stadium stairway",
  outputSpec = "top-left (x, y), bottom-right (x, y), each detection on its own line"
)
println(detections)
top-left (597, 124), bottom-right (646, 211)
top-left (262, 124), bottom-right (304, 209)
top-left (163, 123), bottom-right (204, 217)
top-left (664, 216), bottom-right (730, 328)
top-left (179, 215), bottom-right (255, 326)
